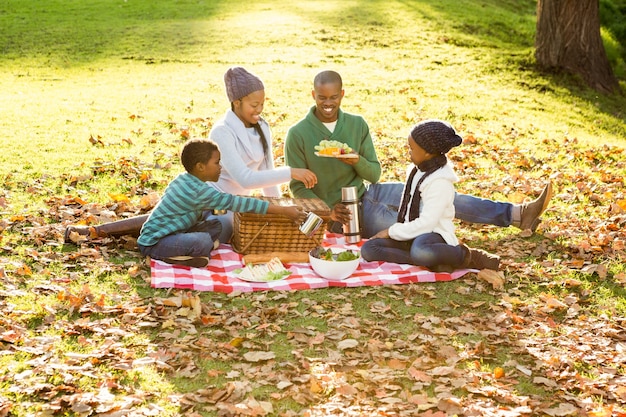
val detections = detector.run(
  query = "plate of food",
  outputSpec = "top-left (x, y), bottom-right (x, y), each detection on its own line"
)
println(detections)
top-left (314, 152), bottom-right (359, 159)
top-left (314, 140), bottom-right (358, 158)
top-left (234, 257), bottom-right (292, 282)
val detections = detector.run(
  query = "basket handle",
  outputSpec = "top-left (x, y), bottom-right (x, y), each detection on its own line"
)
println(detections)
top-left (239, 222), bottom-right (269, 254)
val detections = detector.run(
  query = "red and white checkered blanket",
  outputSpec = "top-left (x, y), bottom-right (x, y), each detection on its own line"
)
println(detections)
top-left (150, 234), bottom-right (474, 293)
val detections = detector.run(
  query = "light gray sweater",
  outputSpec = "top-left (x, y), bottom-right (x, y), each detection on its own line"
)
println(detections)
top-left (209, 110), bottom-right (291, 197)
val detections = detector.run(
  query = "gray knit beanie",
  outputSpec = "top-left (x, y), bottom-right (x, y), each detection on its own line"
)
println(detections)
top-left (410, 120), bottom-right (462, 154)
top-left (224, 67), bottom-right (264, 102)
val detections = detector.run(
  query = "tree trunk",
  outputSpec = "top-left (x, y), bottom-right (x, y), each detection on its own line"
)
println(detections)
top-left (535, 0), bottom-right (620, 94)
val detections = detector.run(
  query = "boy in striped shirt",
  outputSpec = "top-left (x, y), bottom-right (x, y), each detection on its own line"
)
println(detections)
top-left (138, 138), bottom-right (305, 268)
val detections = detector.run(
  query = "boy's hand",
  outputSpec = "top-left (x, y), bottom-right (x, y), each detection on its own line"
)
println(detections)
top-left (279, 206), bottom-right (307, 224)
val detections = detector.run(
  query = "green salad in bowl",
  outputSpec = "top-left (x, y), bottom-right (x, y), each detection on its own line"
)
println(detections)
top-left (308, 246), bottom-right (361, 280)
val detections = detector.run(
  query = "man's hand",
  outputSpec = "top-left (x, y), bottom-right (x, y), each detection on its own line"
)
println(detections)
top-left (339, 155), bottom-right (359, 166)
top-left (330, 202), bottom-right (352, 224)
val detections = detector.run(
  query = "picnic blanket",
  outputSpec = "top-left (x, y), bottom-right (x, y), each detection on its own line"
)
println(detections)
top-left (150, 234), bottom-right (475, 293)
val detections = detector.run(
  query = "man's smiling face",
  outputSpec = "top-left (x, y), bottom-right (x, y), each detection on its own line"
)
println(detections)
top-left (312, 81), bottom-right (344, 123)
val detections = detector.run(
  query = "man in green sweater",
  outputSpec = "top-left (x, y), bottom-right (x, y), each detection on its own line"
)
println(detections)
top-left (284, 70), bottom-right (553, 237)
top-left (284, 70), bottom-right (381, 232)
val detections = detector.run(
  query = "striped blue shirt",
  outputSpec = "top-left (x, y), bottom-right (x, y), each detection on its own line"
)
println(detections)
top-left (138, 173), bottom-right (269, 246)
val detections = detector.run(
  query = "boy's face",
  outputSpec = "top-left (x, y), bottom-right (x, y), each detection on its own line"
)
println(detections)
top-left (196, 150), bottom-right (221, 182)
top-left (312, 81), bottom-right (344, 123)
top-left (408, 135), bottom-right (433, 166)
top-left (233, 89), bottom-right (265, 127)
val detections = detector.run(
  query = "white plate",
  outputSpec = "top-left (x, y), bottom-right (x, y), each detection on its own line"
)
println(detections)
top-left (234, 259), bottom-right (291, 282)
top-left (235, 273), bottom-right (289, 283)
top-left (314, 152), bottom-right (359, 159)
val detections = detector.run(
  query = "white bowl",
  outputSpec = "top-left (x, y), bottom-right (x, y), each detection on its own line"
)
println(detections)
top-left (308, 248), bottom-right (361, 281)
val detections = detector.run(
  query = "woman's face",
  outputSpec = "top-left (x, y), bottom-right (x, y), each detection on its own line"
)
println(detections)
top-left (233, 89), bottom-right (265, 127)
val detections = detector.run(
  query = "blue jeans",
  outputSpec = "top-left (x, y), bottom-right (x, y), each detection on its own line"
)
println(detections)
top-left (138, 217), bottom-right (222, 260)
top-left (361, 182), bottom-right (513, 238)
top-left (216, 211), bottom-right (234, 243)
top-left (360, 232), bottom-right (465, 268)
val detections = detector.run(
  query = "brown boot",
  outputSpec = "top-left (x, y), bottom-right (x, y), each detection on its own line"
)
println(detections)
top-left (64, 214), bottom-right (149, 244)
top-left (461, 244), bottom-right (500, 271)
top-left (512, 182), bottom-right (553, 231)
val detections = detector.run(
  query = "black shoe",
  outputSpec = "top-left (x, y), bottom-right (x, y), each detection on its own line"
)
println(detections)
top-left (161, 256), bottom-right (209, 268)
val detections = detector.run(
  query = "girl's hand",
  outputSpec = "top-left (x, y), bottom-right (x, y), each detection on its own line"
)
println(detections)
top-left (371, 228), bottom-right (390, 239)
top-left (291, 168), bottom-right (318, 189)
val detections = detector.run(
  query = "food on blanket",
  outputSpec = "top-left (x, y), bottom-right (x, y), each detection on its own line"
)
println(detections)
top-left (310, 246), bottom-right (359, 261)
top-left (235, 257), bottom-right (291, 282)
top-left (314, 139), bottom-right (355, 156)
top-left (309, 247), bottom-right (360, 281)
top-left (243, 252), bottom-right (310, 265)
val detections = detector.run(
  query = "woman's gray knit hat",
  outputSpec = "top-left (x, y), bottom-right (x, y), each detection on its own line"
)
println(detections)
top-left (410, 119), bottom-right (462, 154)
top-left (224, 67), bottom-right (264, 102)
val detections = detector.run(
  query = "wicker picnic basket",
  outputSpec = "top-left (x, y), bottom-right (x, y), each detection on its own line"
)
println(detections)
top-left (231, 197), bottom-right (331, 255)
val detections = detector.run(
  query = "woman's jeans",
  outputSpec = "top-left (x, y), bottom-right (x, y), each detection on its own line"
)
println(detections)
top-left (138, 217), bottom-right (222, 260)
top-left (360, 232), bottom-right (465, 267)
top-left (360, 182), bottom-right (513, 238)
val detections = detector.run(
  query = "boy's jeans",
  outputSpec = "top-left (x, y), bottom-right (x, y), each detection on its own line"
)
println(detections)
top-left (361, 182), bottom-right (513, 238)
top-left (138, 218), bottom-right (222, 260)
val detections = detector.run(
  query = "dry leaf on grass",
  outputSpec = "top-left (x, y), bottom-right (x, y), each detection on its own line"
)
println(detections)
top-left (243, 351), bottom-right (276, 362)
top-left (477, 269), bottom-right (505, 289)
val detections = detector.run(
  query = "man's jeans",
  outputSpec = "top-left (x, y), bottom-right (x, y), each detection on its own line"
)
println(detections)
top-left (361, 182), bottom-right (513, 238)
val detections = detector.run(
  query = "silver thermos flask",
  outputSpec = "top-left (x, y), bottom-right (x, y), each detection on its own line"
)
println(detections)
top-left (341, 186), bottom-right (361, 243)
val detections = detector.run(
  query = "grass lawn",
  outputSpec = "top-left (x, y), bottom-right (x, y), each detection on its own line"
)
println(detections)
top-left (1, 0), bottom-right (625, 416)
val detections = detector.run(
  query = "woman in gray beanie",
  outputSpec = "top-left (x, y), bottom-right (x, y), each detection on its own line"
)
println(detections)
top-left (208, 67), bottom-right (317, 242)
top-left (360, 120), bottom-right (500, 271)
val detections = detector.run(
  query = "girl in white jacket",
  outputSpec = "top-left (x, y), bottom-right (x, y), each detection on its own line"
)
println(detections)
top-left (361, 120), bottom-right (500, 271)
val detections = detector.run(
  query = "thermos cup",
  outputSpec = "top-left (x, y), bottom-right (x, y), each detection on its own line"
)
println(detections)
top-left (299, 211), bottom-right (324, 237)
top-left (341, 186), bottom-right (361, 243)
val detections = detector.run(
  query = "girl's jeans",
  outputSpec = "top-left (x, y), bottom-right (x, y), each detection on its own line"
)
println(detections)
top-left (360, 182), bottom-right (513, 238)
top-left (138, 217), bottom-right (222, 260)
top-left (360, 232), bottom-right (465, 267)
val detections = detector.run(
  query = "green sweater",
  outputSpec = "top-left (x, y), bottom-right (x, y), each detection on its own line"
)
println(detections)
top-left (284, 106), bottom-right (381, 209)
top-left (138, 173), bottom-right (269, 247)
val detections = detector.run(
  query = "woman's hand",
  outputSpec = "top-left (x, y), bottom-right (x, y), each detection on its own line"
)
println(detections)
top-left (291, 168), bottom-right (318, 189)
